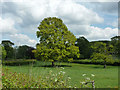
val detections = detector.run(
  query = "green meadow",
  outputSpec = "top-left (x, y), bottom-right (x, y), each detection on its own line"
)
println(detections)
top-left (2, 61), bottom-right (119, 88)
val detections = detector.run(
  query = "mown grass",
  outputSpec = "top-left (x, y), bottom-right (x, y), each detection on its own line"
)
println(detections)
top-left (2, 60), bottom-right (119, 88)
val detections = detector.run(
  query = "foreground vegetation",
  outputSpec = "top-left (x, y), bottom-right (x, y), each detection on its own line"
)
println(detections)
top-left (2, 66), bottom-right (71, 88)
top-left (2, 60), bottom-right (118, 88)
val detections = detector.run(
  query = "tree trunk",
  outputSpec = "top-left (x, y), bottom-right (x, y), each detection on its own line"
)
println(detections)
top-left (52, 61), bottom-right (55, 67)
top-left (104, 64), bottom-right (106, 68)
top-left (104, 60), bottom-right (106, 68)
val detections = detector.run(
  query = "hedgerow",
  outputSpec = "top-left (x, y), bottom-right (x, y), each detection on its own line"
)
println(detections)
top-left (72, 59), bottom-right (120, 66)
top-left (2, 59), bottom-right (36, 66)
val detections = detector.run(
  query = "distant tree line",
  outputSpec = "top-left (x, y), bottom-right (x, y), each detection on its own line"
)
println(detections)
top-left (1, 35), bottom-right (119, 61)
top-left (1, 40), bottom-right (35, 60)
top-left (75, 36), bottom-right (120, 59)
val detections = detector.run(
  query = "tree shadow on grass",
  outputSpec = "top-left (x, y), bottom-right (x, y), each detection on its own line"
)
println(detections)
top-left (33, 65), bottom-right (72, 68)
top-left (92, 66), bottom-right (104, 69)
top-left (92, 65), bottom-right (113, 69)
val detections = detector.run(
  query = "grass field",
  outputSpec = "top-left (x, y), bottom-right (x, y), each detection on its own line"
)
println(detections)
top-left (2, 61), bottom-right (119, 88)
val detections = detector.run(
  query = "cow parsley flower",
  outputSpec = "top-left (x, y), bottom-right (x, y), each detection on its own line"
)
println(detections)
top-left (91, 74), bottom-right (95, 77)
top-left (68, 77), bottom-right (71, 80)
top-left (82, 74), bottom-right (86, 76)
top-left (55, 78), bottom-right (57, 82)
top-left (86, 77), bottom-right (90, 80)
top-left (80, 81), bottom-right (85, 84)
top-left (62, 71), bottom-right (65, 75)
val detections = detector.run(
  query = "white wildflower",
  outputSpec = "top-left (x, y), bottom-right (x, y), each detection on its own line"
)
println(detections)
top-left (62, 71), bottom-right (65, 75)
top-left (61, 81), bottom-right (64, 83)
top-left (74, 86), bottom-right (77, 88)
top-left (60, 71), bottom-right (63, 73)
top-left (82, 74), bottom-right (86, 76)
top-left (86, 77), bottom-right (90, 80)
top-left (68, 77), bottom-right (71, 80)
top-left (80, 81), bottom-right (85, 84)
top-left (55, 78), bottom-right (57, 82)
top-left (91, 74), bottom-right (95, 77)
top-left (61, 67), bottom-right (64, 69)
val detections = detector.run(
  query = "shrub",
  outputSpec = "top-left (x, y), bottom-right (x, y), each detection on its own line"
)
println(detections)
top-left (2, 59), bottom-right (36, 66)
top-left (72, 59), bottom-right (120, 66)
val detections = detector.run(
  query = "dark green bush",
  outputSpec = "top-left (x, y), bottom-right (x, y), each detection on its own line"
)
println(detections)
top-left (2, 59), bottom-right (36, 66)
top-left (72, 59), bottom-right (120, 66)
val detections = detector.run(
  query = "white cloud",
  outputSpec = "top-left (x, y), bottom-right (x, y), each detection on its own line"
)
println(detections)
top-left (10, 34), bottom-right (37, 47)
top-left (95, 0), bottom-right (119, 2)
top-left (2, 0), bottom-right (119, 2)
top-left (1, 0), bottom-right (118, 46)
top-left (86, 26), bottom-right (118, 41)
top-left (73, 0), bottom-right (119, 2)
top-left (68, 25), bottom-right (91, 35)
top-left (1, 0), bottom-right (23, 2)
top-left (68, 24), bottom-right (118, 41)
top-left (0, 17), bottom-right (17, 35)
top-left (57, 0), bottom-right (104, 25)
top-left (7, 0), bottom-right (103, 25)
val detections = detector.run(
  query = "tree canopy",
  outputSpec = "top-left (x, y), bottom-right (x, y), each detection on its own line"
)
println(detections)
top-left (75, 37), bottom-right (91, 59)
top-left (0, 44), bottom-right (6, 60)
top-left (111, 36), bottom-right (120, 56)
top-left (16, 45), bottom-right (35, 59)
top-left (1, 40), bottom-right (14, 59)
top-left (33, 17), bottom-right (80, 66)
top-left (91, 42), bottom-right (113, 68)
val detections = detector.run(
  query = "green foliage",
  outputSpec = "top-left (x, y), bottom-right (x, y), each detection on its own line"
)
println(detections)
top-left (111, 36), bottom-right (120, 56)
top-left (72, 59), bottom-right (120, 66)
top-left (2, 59), bottom-right (36, 66)
top-left (90, 42), bottom-right (114, 68)
top-left (91, 42), bottom-right (107, 53)
top-left (1, 40), bottom-right (14, 59)
top-left (34, 17), bottom-right (80, 65)
top-left (2, 67), bottom-right (72, 88)
top-left (0, 44), bottom-right (7, 60)
top-left (76, 37), bottom-right (91, 59)
top-left (2, 46), bottom-right (7, 60)
top-left (91, 53), bottom-right (113, 64)
top-left (16, 45), bottom-right (35, 59)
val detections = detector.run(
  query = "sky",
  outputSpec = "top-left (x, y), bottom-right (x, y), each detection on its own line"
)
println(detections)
top-left (0, 0), bottom-right (119, 47)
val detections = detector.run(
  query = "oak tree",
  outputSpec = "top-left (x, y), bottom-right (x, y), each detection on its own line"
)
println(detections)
top-left (33, 17), bottom-right (80, 66)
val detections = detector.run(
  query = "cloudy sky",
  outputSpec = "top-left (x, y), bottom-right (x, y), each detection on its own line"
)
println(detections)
top-left (0, 0), bottom-right (119, 47)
